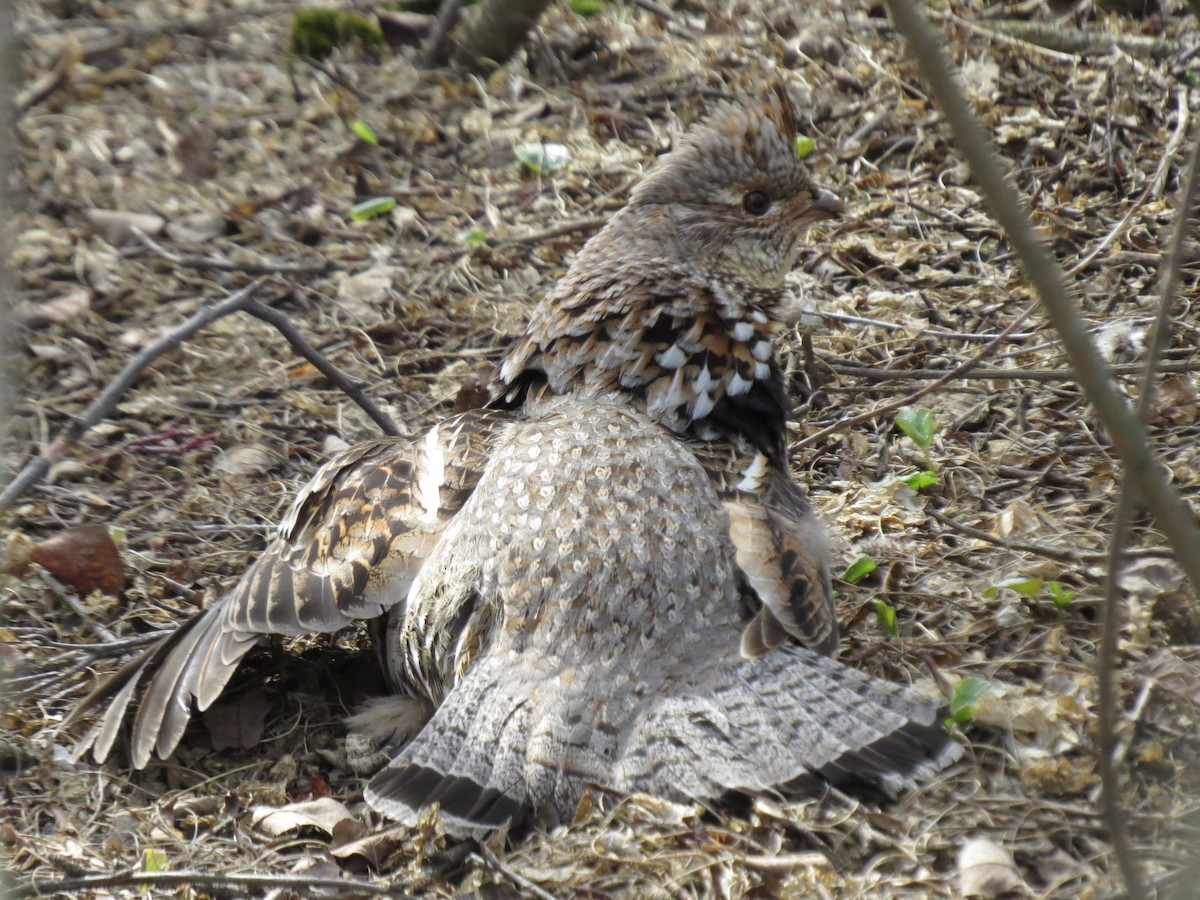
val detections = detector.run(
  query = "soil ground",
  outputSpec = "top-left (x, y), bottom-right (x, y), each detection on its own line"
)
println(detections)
top-left (3, 0), bottom-right (1200, 896)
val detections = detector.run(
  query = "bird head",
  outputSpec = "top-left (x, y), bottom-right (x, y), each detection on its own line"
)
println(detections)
top-left (628, 85), bottom-right (842, 290)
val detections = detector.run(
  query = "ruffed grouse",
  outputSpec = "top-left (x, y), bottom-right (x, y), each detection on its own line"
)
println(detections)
top-left (69, 87), bottom-right (961, 833)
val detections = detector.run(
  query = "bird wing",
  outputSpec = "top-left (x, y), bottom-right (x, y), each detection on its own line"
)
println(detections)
top-left (707, 448), bottom-right (838, 658)
top-left (68, 409), bottom-right (509, 769)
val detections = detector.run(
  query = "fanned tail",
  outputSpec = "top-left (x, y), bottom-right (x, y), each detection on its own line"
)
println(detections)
top-left (612, 644), bottom-right (961, 803)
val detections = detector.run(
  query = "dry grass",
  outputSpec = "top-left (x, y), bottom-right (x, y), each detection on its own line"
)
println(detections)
top-left (3, 0), bottom-right (1199, 896)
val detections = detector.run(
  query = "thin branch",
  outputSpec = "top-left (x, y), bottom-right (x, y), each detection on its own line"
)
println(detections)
top-left (826, 358), bottom-right (1200, 382)
top-left (6, 868), bottom-right (395, 899)
top-left (928, 509), bottom-right (1097, 565)
top-left (1064, 90), bottom-right (1189, 277)
top-left (132, 228), bottom-right (330, 275)
top-left (791, 298), bottom-right (1039, 451)
top-left (883, 0), bottom-right (1200, 602)
top-left (1098, 127), bottom-right (1200, 900)
top-left (13, 38), bottom-right (79, 116)
top-left (241, 298), bottom-right (400, 437)
top-left (498, 217), bottom-right (607, 246)
top-left (471, 846), bottom-right (560, 900)
top-left (34, 570), bottom-right (118, 643)
top-left (1, 281), bottom-right (261, 513)
top-left (422, 0), bottom-right (463, 68)
top-left (0, 283), bottom-right (400, 514)
top-left (815, 308), bottom-right (1042, 343)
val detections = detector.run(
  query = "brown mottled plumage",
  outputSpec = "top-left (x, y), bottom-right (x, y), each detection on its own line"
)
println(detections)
top-left (68, 87), bottom-right (960, 834)
top-left (497, 86), bottom-right (840, 465)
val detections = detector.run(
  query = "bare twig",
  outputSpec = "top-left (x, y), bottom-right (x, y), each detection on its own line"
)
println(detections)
top-left (791, 298), bottom-right (1039, 451)
top-left (132, 228), bottom-right (330, 275)
top-left (498, 217), bottom-right (607, 246)
top-left (0, 283), bottom-right (400, 514)
top-left (0, 0), bottom-right (15, 483)
top-left (815, 309), bottom-right (1042, 343)
top-left (471, 846), bottom-right (560, 900)
top-left (927, 509), bottom-right (1096, 565)
top-left (34, 570), bottom-right (118, 643)
top-left (422, 0), bottom-right (463, 68)
top-left (6, 868), bottom-right (395, 899)
top-left (1, 281), bottom-right (261, 513)
top-left (883, 0), bottom-right (1200, 601)
top-left (825, 359), bottom-right (1200, 382)
top-left (1065, 90), bottom-right (1189, 277)
top-left (240, 298), bottom-right (400, 437)
top-left (13, 37), bottom-right (80, 116)
top-left (1098, 128), bottom-right (1200, 900)
top-left (29, 632), bottom-right (170, 654)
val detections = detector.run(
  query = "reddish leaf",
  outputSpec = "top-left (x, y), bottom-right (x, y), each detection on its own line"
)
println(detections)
top-left (309, 774), bottom-right (332, 799)
top-left (29, 524), bottom-right (125, 596)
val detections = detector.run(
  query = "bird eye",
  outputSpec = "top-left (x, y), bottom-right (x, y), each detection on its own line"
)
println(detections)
top-left (742, 190), bottom-right (771, 216)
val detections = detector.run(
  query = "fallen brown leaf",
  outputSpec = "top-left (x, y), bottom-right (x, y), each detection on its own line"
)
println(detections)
top-left (29, 524), bottom-right (125, 596)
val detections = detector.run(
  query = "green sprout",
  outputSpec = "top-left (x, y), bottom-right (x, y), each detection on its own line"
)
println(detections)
top-left (984, 576), bottom-right (1043, 599)
top-left (871, 598), bottom-right (899, 638)
top-left (947, 677), bottom-right (1001, 727)
top-left (460, 228), bottom-right (488, 247)
top-left (902, 470), bottom-right (939, 491)
top-left (842, 555), bottom-right (877, 584)
top-left (347, 118), bottom-right (378, 146)
top-left (349, 197), bottom-right (396, 221)
top-left (1047, 581), bottom-right (1075, 610)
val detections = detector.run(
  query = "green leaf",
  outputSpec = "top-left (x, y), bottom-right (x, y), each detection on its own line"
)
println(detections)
top-left (569, 0), bottom-right (604, 13)
top-left (984, 576), bottom-right (1043, 599)
top-left (949, 676), bottom-right (1000, 724)
top-left (460, 228), bottom-right (487, 247)
top-left (349, 196), bottom-right (396, 221)
top-left (871, 598), bottom-right (898, 637)
top-left (794, 135), bottom-right (816, 159)
top-left (514, 142), bottom-right (571, 174)
top-left (901, 470), bottom-right (939, 490)
top-left (1047, 581), bottom-right (1075, 609)
top-left (895, 406), bottom-right (936, 450)
top-left (143, 848), bottom-right (168, 873)
top-left (347, 117), bottom-right (378, 146)
top-left (842, 555), bottom-right (877, 584)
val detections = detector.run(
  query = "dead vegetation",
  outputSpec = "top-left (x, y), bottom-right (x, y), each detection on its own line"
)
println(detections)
top-left (3, 0), bottom-right (1199, 896)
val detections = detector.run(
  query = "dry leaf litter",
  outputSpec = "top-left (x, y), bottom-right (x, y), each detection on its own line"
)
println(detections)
top-left (3, 0), bottom-right (1199, 896)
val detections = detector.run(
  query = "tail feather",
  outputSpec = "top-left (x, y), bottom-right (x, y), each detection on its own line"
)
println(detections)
top-left (611, 644), bottom-right (961, 803)
top-left (69, 598), bottom-right (262, 769)
top-left (808, 714), bottom-right (956, 796)
top-left (363, 643), bottom-right (960, 832)
top-left (77, 657), bottom-right (148, 763)
top-left (366, 655), bottom-right (532, 834)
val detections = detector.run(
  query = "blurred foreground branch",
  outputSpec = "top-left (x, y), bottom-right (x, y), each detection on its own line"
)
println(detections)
top-left (881, 0), bottom-right (1200, 896)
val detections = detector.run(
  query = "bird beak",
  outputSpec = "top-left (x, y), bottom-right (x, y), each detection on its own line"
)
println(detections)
top-left (797, 189), bottom-right (843, 222)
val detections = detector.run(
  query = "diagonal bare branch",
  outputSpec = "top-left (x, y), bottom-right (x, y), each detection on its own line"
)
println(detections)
top-left (0, 283), bottom-right (400, 514)
top-left (880, 0), bottom-right (1200, 597)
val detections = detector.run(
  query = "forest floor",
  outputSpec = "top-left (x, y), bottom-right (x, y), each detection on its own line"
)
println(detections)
top-left (3, 0), bottom-right (1200, 896)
